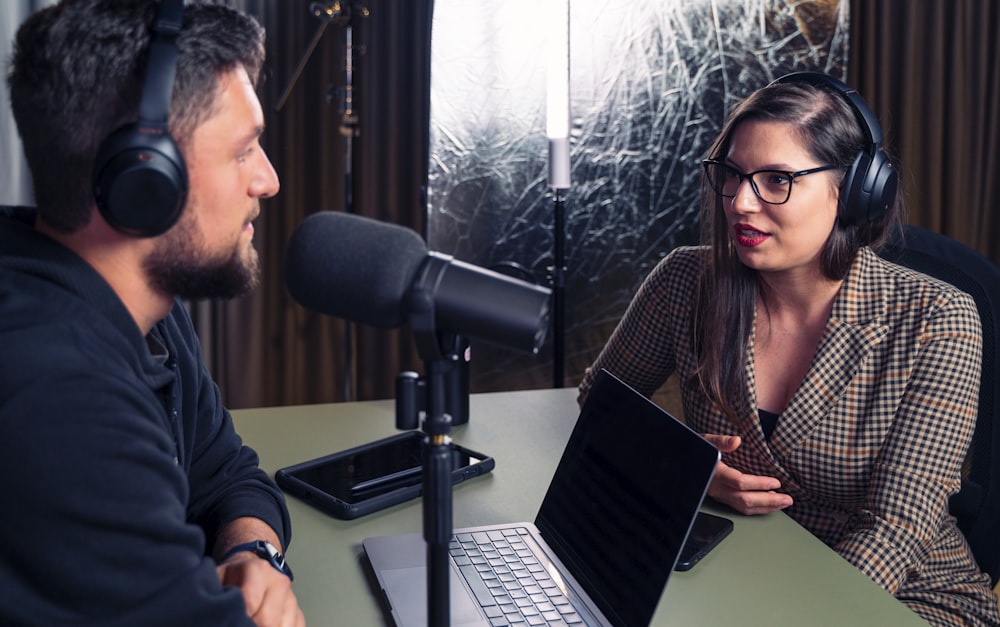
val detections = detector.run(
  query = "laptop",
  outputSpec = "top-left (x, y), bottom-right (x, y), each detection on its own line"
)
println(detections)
top-left (362, 369), bottom-right (720, 627)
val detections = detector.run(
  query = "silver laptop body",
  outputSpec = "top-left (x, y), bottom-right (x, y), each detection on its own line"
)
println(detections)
top-left (363, 369), bottom-right (720, 627)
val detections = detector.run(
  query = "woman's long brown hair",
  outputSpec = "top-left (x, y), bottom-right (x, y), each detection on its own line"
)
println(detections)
top-left (688, 81), bottom-right (903, 421)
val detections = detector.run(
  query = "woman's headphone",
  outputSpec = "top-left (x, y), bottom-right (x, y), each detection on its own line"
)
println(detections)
top-left (771, 72), bottom-right (898, 225)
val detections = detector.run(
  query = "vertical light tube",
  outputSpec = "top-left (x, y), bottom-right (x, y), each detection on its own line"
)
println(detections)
top-left (546, 0), bottom-right (570, 190)
top-left (546, 0), bottom-right (570, 387)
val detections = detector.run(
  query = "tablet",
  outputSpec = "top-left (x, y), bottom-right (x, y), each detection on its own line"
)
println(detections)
top-left (275, 431), bottom-right (494, 520)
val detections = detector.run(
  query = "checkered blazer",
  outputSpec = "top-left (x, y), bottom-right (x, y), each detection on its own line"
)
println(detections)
top-left (580, 246), bottom-right (1000, 625)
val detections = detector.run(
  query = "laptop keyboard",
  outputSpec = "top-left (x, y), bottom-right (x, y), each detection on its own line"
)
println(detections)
top-left (450, 527), bottom-right (587, 626)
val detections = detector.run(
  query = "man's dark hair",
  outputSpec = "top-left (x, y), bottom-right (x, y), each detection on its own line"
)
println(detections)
top-left (7, 0), bottom-right (266, 232)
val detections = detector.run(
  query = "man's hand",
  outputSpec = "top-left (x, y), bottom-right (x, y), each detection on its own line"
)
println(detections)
top-left (702, 434), bottom-right (794, 515)
top-left (217, 552), bottom-right (305, 627)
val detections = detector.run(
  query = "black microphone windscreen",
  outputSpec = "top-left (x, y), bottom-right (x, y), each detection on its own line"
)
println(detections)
top-left (284, 211), bottom-right (428, 328)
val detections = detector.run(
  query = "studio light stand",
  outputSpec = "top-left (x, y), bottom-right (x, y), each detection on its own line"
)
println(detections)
top-left (276, 1), bottom-right (370, 401)
top-left (546, 0), bottom-right (571, 388)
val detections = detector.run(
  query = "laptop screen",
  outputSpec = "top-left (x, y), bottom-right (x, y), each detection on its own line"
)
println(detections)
top-left (535, 369), bottom-right (719, 627)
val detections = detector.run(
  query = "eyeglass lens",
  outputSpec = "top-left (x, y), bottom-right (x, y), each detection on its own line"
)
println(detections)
top-left (705, 162), bottom-right (794, 204)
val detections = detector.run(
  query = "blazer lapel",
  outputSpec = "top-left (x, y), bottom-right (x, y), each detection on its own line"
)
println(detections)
top-left (769, 248), bottom-right (891, 460)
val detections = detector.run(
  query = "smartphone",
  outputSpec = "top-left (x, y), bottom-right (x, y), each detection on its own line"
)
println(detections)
top-left (274, 431), bottom-right (494, 520)
top-left (675, 511), bottom-right (733, 571)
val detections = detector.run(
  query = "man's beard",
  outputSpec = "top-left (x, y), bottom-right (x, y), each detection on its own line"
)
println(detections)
top-left (144, 219), bottom-right (259, 300)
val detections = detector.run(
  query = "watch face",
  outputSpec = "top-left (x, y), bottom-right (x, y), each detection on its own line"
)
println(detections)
top-left (256, 541), bottom-right (293, 580)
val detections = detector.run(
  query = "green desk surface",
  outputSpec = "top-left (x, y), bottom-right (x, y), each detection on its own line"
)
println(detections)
top-left (233, 388), bottom-right (922, 626)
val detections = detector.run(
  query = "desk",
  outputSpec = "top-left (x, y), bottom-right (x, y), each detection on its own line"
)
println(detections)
top-left (233, 388), bottom-right (923, 626)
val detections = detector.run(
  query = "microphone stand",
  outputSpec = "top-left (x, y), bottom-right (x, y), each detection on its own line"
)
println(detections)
top-left (394, 256), bottom-right (468, 627)
top-left (396, 340), bottom-right (463, 627)
top-left (418, 356), bottom-right (455, 627)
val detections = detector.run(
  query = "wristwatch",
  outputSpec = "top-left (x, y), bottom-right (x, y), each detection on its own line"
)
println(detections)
top-left (222, 540), bottom-right (294, 580)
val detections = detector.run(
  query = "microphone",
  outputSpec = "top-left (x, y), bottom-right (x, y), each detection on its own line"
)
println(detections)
top-left (285, 211), bottom-right (552, 355)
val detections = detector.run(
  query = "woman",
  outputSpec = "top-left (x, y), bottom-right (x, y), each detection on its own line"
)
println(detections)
top-left (578, 74), bottom-right (1000, 625)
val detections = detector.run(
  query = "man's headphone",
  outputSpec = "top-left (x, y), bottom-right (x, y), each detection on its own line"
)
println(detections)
top-left (770, 72), bottom-right (898, 226)
top-left (92, 0), bottom-right (187, 238)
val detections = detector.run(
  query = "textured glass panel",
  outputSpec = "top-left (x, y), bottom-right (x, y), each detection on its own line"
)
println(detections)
top-left (428, 0), bottom-right (848, 393)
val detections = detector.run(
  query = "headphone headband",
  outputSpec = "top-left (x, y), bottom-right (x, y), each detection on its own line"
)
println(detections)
top-left (768, 71), bottom-right (897, 225)
top-left (138, 0), bottom-right (184, 127)
top-left (770, 72), bottom-right (884, 145)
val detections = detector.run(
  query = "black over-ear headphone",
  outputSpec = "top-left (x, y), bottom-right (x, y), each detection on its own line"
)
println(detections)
top-left (92, 0), bottom-right (187, 237)
top-left (770, 72), bottom-right (898, 226)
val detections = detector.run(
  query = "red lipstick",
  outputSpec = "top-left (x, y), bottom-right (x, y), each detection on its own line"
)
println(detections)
top-left (733, 223), bottom-right (769, 247)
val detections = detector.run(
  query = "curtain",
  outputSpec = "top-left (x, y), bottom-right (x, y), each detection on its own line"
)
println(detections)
top-left (849, 0), bottom-right (1000, 262)
top-left (0, 1), bottom-right (57, 207)
top-left (203, 0), bottom-right (432, 408)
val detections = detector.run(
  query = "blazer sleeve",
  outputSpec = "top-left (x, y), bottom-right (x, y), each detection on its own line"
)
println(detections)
top-left (833, 287), bottom-right (982, 594)
top-left (577, 247), bottom-right (702, 405)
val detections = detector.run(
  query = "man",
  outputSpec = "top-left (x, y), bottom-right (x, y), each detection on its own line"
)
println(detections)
top-left (1, 1), bottom-right (305, 625)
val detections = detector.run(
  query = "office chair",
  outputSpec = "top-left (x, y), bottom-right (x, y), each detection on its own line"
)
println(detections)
top-left (878, 225), bottom-right (1000, 587)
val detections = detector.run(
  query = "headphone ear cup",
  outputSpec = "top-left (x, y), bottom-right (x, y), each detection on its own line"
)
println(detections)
top-left (839, 147), bottom-right (897, 226)
top-left (93, 125), bottom-right (188, 237)
top-left (862, 148), bottom-right (897, 224)
top-left (771, 72), bottom-right (898, 227)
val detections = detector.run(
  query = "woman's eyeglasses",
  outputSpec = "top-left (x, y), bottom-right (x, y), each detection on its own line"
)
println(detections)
top-left (702, 159), bottom-right (838, 205)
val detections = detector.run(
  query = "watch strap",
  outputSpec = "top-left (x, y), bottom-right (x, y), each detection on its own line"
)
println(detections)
top-left (222, 539), bottom-right (294, 580)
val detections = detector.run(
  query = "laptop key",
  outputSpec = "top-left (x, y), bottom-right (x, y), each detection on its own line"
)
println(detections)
top-left (499, 602), bottom-right (519, 615)
top-left (459, 564), bottom-right (498, 607)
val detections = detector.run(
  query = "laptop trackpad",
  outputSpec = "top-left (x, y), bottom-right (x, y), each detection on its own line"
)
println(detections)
top-left (381, 565), bottom-right (485, 627)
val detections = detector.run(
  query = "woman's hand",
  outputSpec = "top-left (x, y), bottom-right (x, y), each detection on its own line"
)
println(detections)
top-left (702, 434), bottom-right (794, 515)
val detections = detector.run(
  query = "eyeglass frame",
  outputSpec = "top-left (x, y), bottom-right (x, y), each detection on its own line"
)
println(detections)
top-left (701, 158), bottom-right (839, 205)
